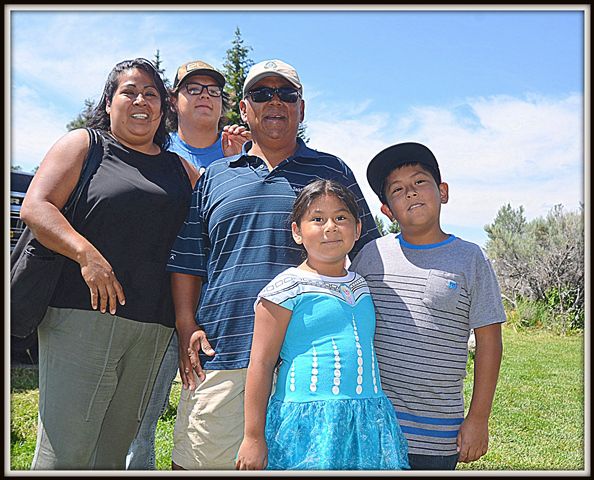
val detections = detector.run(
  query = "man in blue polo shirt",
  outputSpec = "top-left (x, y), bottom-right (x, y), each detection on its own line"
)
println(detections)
top-left (166, 59), bottom-right (380, 470)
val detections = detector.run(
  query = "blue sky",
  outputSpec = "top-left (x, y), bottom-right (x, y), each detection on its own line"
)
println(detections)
top-left (6, 6), bottom-right (587, 246)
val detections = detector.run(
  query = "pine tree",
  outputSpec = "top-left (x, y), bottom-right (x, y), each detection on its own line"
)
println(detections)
top-left (222, 27), bottom-right (254, 126)
top-left (152, 49), bottom-right (172, 89)
top-left (374, 214), bottom-right (400, 235)
top-left (374, 215), bottom-right (386, 236)
top-left (66, 98), bottom-right (96, 131)
top-left (387, 220), bottom-right (400, 234)
top-left (297, 121), bottom-right (310, 144)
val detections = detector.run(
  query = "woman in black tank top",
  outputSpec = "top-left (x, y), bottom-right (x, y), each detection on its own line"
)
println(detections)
top-left (20, 58), bottom-right (199, 470)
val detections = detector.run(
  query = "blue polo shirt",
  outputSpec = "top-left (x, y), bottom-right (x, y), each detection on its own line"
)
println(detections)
top-left (167, 138), bottom-right (380, 370)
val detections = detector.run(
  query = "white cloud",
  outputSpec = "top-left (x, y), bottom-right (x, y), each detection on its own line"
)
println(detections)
top-left (306, 93), bottom-right (584, 246)
top-left (306, 103), bottom-right (392, 221)
top-left (8, 11), bottom-right (227, 172)
top-left (10, 86), bottom-right (72, 173)
top-left (10, 11), bottom-right (224, 116)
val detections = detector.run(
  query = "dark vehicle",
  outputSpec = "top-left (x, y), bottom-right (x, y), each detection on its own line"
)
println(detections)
top-left (10, 171), bottom-right (33, 252)
top-left (11, 170), bottom-right (39, 365)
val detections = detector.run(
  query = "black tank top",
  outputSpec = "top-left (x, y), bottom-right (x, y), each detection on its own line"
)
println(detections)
top-left (50, 130), bottom-right (193, 327)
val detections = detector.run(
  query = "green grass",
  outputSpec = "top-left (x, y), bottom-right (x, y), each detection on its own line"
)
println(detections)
top-left (10, 326), bottom-right (585, 471)
top-left (458, 327), bottom-right (585, 470)
top-left (10, 368), bottom-right (40, 470)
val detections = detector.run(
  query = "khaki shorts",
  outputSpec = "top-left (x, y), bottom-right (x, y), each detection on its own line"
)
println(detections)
top-left (172, 368), bottom-right (247, 470)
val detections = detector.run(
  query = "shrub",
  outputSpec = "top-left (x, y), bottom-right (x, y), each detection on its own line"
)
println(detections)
top-left (485, 203), bottom-right (584, 334)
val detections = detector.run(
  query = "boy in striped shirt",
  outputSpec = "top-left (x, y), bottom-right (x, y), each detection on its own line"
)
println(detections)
top-left (350, 142), bottom-right (505, 470)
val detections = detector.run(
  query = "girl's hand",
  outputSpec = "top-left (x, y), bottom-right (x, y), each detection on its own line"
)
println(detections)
top-left (235, 436), bottom-right (268, 470)
top-left (222, 124), bottom-right (251, 157)
top-left (79, 248), bottom-right (125, 315)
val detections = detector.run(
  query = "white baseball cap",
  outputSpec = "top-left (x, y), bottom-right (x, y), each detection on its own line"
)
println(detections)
top-left (243, 59), bottom-right (302, 97)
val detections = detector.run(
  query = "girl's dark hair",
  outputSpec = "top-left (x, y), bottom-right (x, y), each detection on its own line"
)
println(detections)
top-left (87, 58), bottom-right (171, 150)
top-left (290, 179), bottom-right (361, 226)
top-left (167, 89), bottom-right (231, 133)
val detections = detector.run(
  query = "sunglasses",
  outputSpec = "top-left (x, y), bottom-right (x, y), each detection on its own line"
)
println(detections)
top-left (246, 86), bottom-right (301, 103)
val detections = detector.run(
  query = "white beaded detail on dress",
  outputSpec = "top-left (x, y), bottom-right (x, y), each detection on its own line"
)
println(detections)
top-left (289, 360), bottom-right (296, 392)
top-left (371, 341), bottom-right (379, 394)
top-left (331, 338), bottom-right (341, 395)
top-left (310, 346), bottom-right (318, 393)
top-left (352, 314), bottom-right (364, 395)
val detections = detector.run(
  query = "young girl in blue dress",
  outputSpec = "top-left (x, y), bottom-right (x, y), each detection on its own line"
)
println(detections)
top-left (235, 179), bottom-right (410, 470)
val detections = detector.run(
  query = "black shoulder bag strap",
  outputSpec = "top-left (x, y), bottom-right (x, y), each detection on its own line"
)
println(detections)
top-left (62, 127), bottom-right (103, 219)
top-left (10, 127), bottom-right (104, 267)
top-left (10, 128), bottom-right (105, 339)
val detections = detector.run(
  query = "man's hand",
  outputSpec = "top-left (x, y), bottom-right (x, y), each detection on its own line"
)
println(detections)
top-left (177, 324), bottom-right (215, 390)
top-left (222, 124), bottom-right (251, 156)
top-left (456, 415), bottom-right (489, 463)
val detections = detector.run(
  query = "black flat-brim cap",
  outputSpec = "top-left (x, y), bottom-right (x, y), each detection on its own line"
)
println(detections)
top-left (366, 142), bottom-right (441, 201)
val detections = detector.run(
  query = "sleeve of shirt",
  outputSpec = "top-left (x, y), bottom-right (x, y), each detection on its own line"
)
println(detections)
top-left (254, 271), bottom-right (301, 312)
top-left (166, 174), bottom-right (211, 277)
top-left (349, 247), bottom-right (363, 274)
top-left (469, 248), bottom-right (507, 329)
top-left (340, 162), bottom-right (380, 259)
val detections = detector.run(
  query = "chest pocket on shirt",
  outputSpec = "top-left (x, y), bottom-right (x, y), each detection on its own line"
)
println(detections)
top-left (422, 270), bottom-right (464, 312)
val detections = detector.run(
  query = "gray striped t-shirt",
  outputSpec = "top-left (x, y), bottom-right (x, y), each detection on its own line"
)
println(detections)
top-left (350, 233), bottom-right (506, 456)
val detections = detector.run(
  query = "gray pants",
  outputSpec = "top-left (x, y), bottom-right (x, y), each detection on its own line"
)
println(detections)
top-left (31, 307), bottom-right (173, 470)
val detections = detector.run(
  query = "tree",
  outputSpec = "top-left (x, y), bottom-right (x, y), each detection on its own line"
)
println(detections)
top-left (374, 214), bottom-right (400, 236)
top-left (66, 98), bottom-right (96, 131)
top-left (222, 27), bottom-right (254, 127)
top-left (374, 215), bottom-right (386, 235)
top-left (11, 165), bottom-right (22, 172)
top-left (387, 220), bottom-right (400, 235)
top-left (297, 121), bottom-right (310, 144)
top-left (152, 49), bottom-right (172, 90)
top-left (484, 203), bottom-right (529, 300)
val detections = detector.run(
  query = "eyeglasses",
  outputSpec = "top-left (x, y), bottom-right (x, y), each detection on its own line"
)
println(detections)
top-left (246, 86), bottom-right (301, 103)
top-left (184, 83), bottom-right (222, 97)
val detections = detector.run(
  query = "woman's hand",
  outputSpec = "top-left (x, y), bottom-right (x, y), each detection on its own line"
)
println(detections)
top-left (78, 247), bottom-right (125, 315)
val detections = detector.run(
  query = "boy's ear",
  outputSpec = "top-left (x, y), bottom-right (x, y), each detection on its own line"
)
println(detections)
top-left (291, 222), bottom-right (303, 245)
top-left (439, 182), bottom-right (449, 204)
top-left (380, 203), bottom-right (396, 222)
top-left (355, 219), bottom-right (362, 241)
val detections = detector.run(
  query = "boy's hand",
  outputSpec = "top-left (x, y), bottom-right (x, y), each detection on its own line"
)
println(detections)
top-left (458, 322), bottom-right (502, 463)
top-left (456, 415), bottom-right (489, 463)
top-left (222, 124), bottom-right (251, 156)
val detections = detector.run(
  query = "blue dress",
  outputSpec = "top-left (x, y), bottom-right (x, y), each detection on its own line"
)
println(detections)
top-left (256, 268), bottom-right (410, 470)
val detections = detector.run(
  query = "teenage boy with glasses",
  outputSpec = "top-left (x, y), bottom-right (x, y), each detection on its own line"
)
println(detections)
top-left (166, 59), bottom-right (380, 470)
top-left (126, 59), bottom-right (249, 470)
top-left (168, 60), bottom-right (250, 174)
